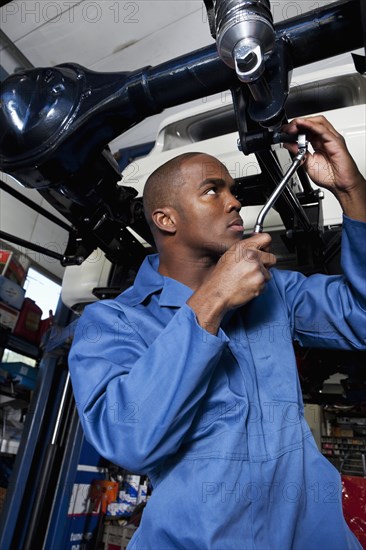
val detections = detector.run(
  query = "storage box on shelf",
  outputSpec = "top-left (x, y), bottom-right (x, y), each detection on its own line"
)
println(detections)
top-left (0, 362), bottom-right (38, 392)
top-left (0, 248), bottom-right (48, 346)
top-left (0, 249), bottom-right (30, 287)
top-left (0, 276), bottom-right (25, 311)
top-left (102, 524), bottom-right (136, 550)
top-left (13, 298), bottom-right (43, 345)
top-left (0, 303), bottom-right (19, 332)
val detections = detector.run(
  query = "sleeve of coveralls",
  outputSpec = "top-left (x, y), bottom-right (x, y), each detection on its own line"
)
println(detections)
top-left (273, 216), bottom-right (366, 349)
top-left (68, 301), bottom-right (229, 473)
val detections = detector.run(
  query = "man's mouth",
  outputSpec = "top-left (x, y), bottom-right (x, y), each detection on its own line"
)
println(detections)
top-left (228, 218), bottom-right (244, 232)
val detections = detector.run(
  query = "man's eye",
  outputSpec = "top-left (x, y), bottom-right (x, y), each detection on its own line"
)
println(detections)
top-left (206, 187), bottom-right (217, 195)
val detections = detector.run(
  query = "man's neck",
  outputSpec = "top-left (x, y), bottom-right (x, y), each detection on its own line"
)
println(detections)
top-left (157, 250), bottom-right (217, 291)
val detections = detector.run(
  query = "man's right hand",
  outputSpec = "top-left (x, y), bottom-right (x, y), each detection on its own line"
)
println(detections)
top-left (187, 233), bottom-right (276, 334)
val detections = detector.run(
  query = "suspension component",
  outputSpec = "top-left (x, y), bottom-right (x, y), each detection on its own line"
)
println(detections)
top-left (213, 0), bottom-right (275, 85)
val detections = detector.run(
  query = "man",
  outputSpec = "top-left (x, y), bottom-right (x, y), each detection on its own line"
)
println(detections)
top-left (69, 116), bottom-right (366, 549)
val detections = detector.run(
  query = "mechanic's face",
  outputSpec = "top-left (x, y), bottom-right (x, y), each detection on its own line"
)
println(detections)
top-left (175, 154), bottom-right (244, 257)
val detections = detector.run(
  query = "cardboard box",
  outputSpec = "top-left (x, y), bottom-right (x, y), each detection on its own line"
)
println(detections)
top-left (0, 249), bottom-right (29, 286)
top-left (0, 302), bottom-right (19, 331)
top-left (103, 524), bottom-right (136, 550)
top-left (0, 276), bottom-right (25, 310)
top-left (332, 427), bottom-right (354, 437)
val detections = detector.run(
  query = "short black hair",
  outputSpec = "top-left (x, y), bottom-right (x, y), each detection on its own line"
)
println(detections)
top-left (143, 152), bottom-right (203, 229)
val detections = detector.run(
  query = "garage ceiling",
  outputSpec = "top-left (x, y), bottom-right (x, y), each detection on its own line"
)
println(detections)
top-left (0, 0), bottom-right (360, 280)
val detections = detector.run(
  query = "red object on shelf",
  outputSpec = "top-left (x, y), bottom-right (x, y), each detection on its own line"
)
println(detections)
top-left (342, 475), bottom-right (366, 549)
top-left (13, 298), bottom-right (43, 344)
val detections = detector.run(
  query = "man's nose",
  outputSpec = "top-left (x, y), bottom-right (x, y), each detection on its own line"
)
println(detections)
top-left (225, 192), bottom-right (241, 212)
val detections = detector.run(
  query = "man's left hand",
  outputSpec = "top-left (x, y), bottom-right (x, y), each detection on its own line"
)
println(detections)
top-left (282, 115), bottom-right (366, 221)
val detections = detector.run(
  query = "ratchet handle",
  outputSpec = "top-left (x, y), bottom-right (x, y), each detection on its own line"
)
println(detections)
top-left (253, 134), bottom-right (308, 233)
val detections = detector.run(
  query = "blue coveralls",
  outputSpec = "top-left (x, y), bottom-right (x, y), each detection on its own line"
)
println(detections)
top-left (68, 216), bottom-right (366, 549)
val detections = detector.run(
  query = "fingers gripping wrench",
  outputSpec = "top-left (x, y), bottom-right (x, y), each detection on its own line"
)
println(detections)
top-left (253, 134), bottom-right (308, 233)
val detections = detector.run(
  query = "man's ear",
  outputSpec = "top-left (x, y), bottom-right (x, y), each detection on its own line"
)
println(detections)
top-left (152, 207), bottom-right (178, 234)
